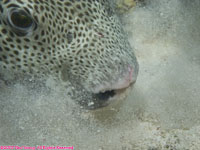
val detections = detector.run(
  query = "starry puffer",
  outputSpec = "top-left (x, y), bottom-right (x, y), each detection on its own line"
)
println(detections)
top-left (0, 0), bottom-right (139, 109)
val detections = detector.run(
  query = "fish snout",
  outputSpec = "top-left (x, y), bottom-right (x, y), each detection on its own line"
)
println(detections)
top-left (86, 65), bottom-right (137, 109)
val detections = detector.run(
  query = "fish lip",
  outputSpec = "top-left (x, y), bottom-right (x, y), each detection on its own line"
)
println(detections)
top-left (92, 65), bottom-right (136, 94)
top-left (92, 75), bottom-right (136, 93)
top-left (109, 82), bottom-right (134, 98)
top-left (100, 81), bottom-right (134, 94)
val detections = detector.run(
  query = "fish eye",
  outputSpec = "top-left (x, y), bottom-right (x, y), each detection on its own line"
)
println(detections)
top-left (11, 10), bottom-right (33, 28)
top-left (8, 9), bottom-right (36, 36)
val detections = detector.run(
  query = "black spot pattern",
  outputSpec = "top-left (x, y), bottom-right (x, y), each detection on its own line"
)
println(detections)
top-left (0, 0), bottom-right (139, 109)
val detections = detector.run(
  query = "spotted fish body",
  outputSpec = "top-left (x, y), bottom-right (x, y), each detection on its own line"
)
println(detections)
top-left (0, 0), bottom-right (138, 109)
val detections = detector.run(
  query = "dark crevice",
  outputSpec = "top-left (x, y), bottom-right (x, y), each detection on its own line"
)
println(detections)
top-left (95, 90), bottom-right (116, 101)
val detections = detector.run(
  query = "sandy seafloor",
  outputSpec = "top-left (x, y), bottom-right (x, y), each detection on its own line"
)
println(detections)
top-left (0, 0), bottom-right (200, 149)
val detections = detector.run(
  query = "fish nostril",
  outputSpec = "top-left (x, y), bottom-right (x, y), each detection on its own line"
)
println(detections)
top-left (95, 90), bottom-right (116, 101)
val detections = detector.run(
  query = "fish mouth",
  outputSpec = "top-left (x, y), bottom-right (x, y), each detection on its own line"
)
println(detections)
top-left (85, 81), bottom-right (135, 110)
top-left (85, 66), bottom-right (137, 109)
top-left (78, 65), bottom-right (138, 110)
top-left (94, 82), bottom-right (134, 102)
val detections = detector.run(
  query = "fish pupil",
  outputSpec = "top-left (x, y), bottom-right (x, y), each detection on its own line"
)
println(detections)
top-left (11, 11), bottom-right (33, 29)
